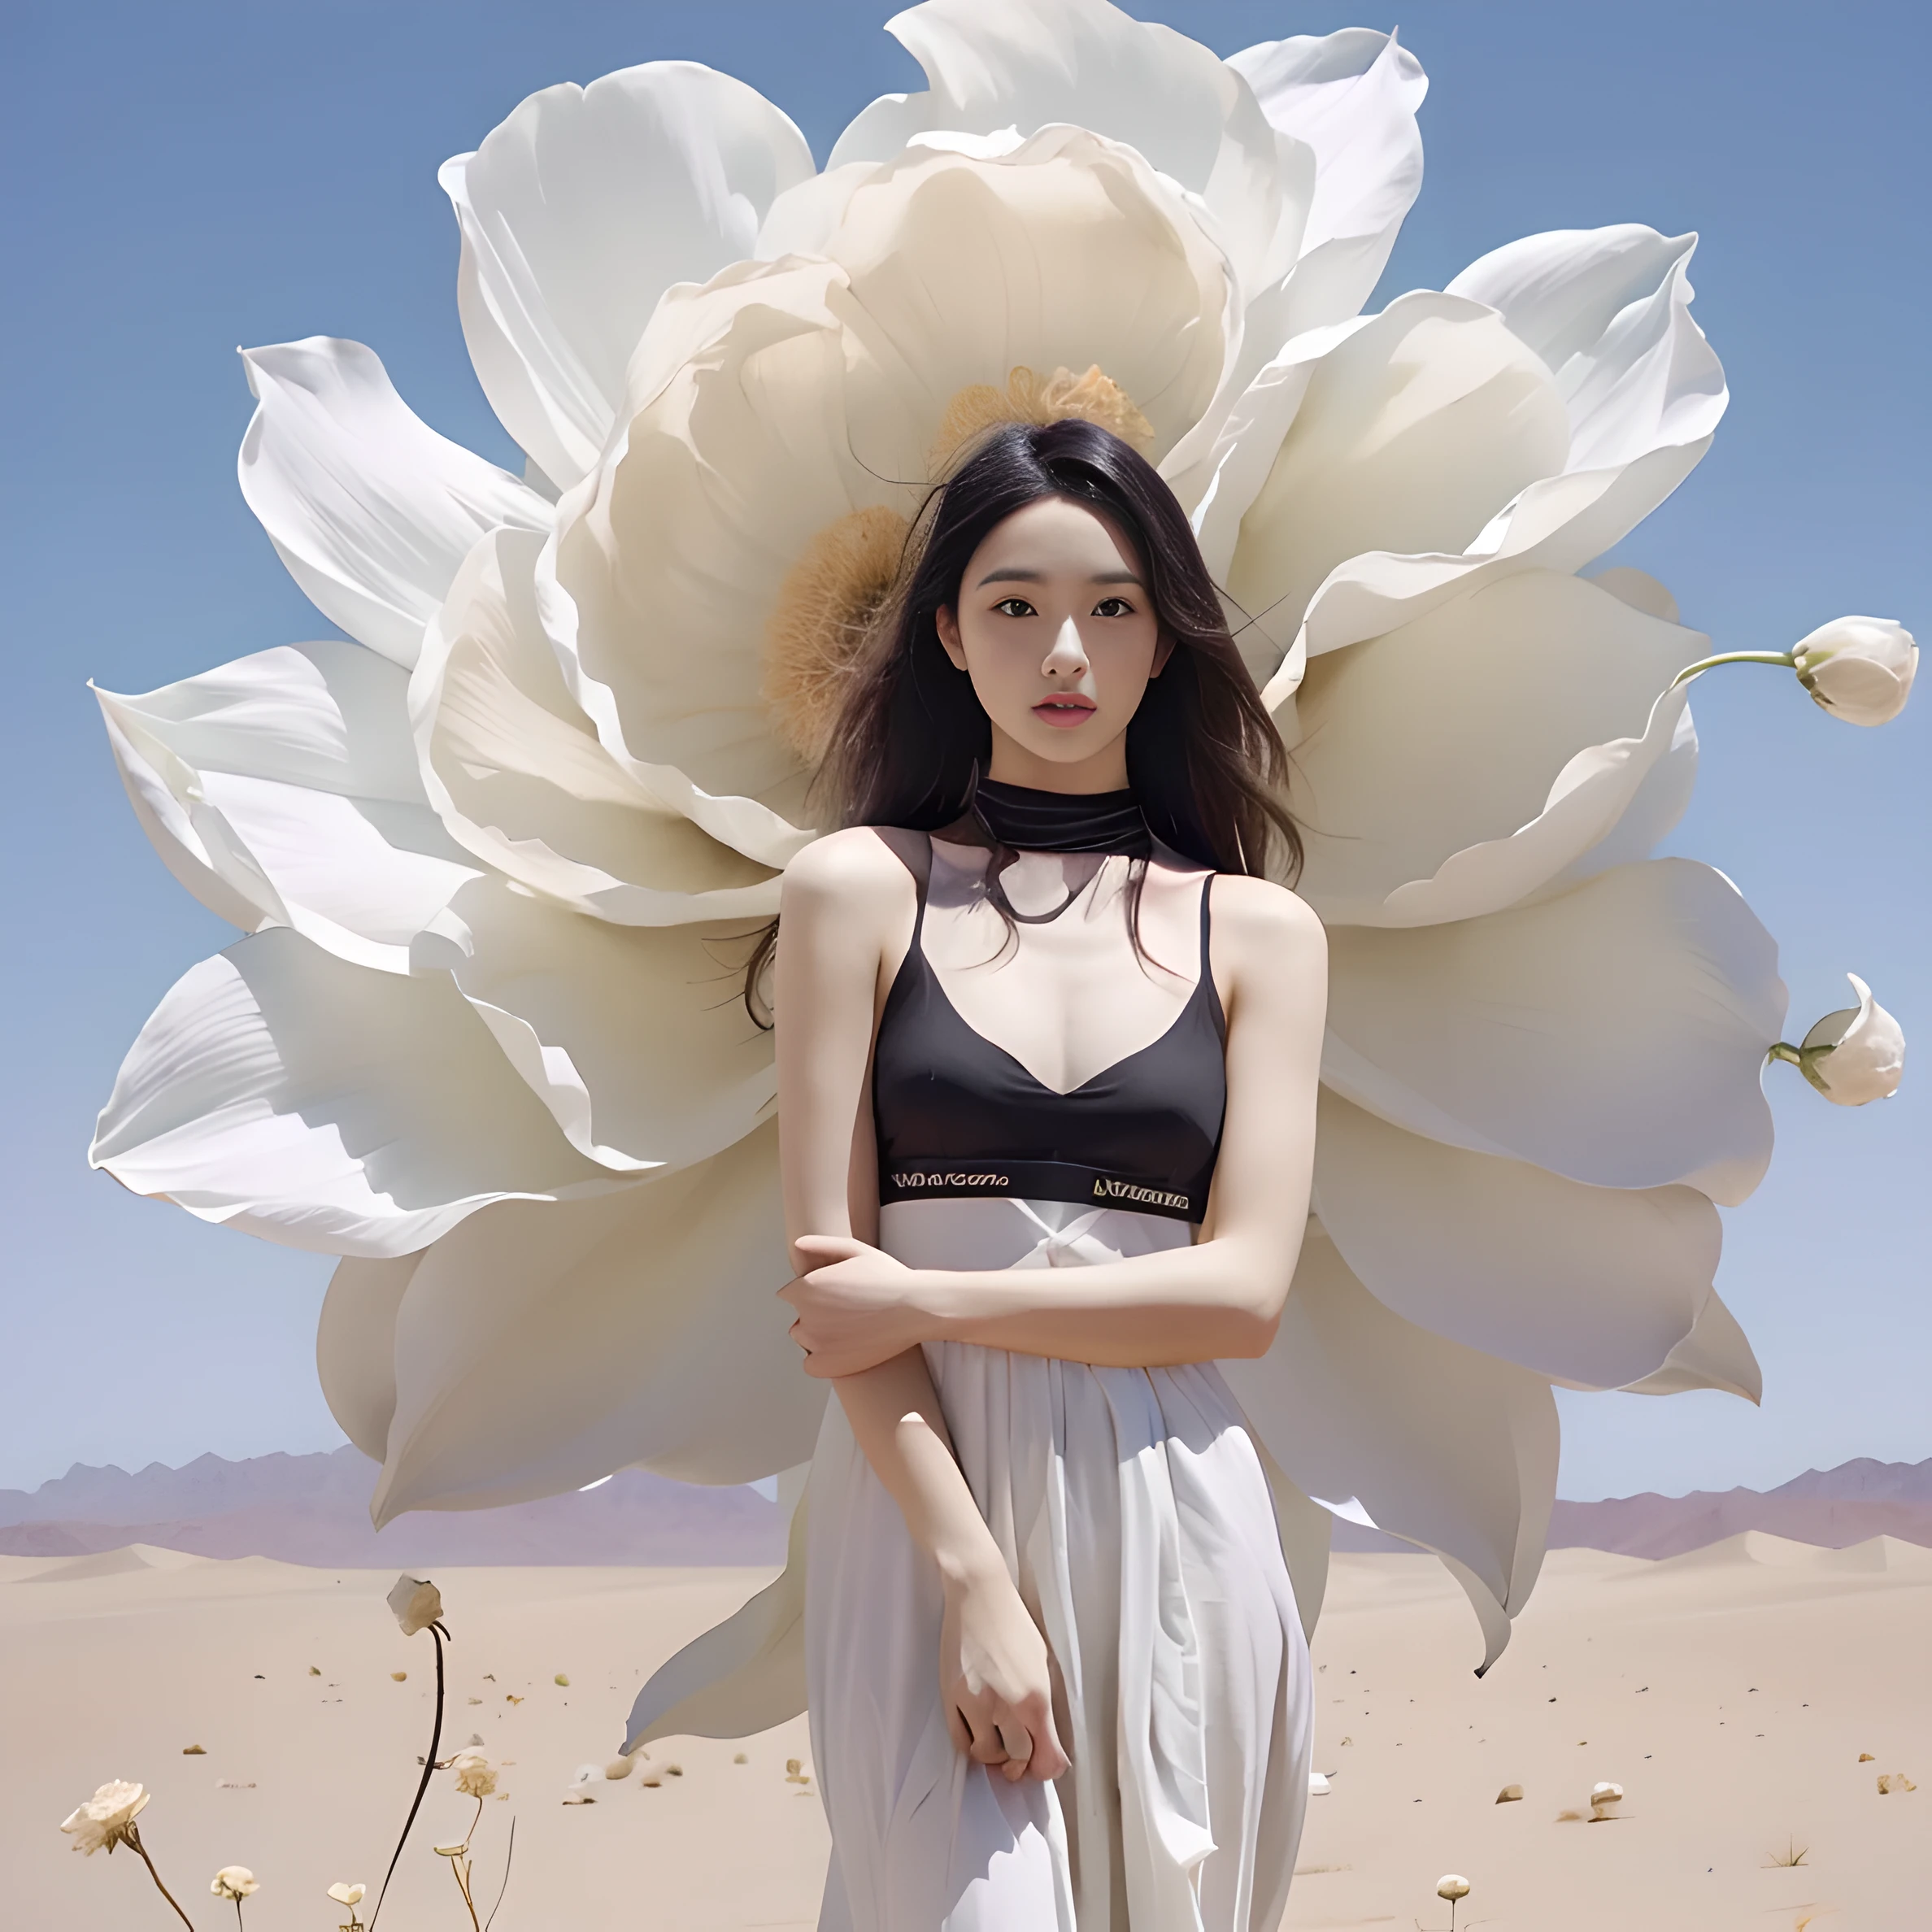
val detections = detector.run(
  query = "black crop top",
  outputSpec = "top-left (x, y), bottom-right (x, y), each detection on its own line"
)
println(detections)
top-left (872, 836), bottom-right (1227, 1225)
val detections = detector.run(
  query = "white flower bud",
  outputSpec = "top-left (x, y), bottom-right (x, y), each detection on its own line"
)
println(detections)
top-left (326, 1883), bottom-right (367, 1906)
top-left (1796, 974), bottom-right (1905, 1105)
top-left (1791, 616), bottom-right (1917, 726)
top-left (211, 1866), bottom-right (259, 1899)
top-left (1437, 1873), bottom-right (1472, 1900)
top-left (386, 1574), bottom-right (443, 1636)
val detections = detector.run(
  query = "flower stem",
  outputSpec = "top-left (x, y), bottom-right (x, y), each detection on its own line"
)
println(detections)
top-left (369, 1621), bottom-right (448, 1931)
top-left (1669, 649), bottom-right (1797, 688)
top-left (125, 1829), bottom-right (198, 1932)
top-left (483, 1817), bottom-right (516, 1932)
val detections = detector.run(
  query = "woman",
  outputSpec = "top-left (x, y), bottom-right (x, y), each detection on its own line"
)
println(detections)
top-left (775, 417), bottom-right (1328, 1931)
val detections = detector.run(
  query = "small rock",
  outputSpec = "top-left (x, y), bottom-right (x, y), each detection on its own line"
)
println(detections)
top-left (641, 1776), bottom-right (662, 1788)
top-left (733, 1752), bottom-right (749, 1764)
top-left (307, 1666), bottom-right (321, 1677)
top-left (554, 1673), bottom-right (570, 1686)
top-left (391, 1671), bottom-right (407, 1682)
top-left (1859, 1752), bottom-right (1875, 1762)
top-left (1495, 1784), bottom-right (1523, 1804)
top-left (604, 1758), bottom-right (633, 1781)
top-left (666, 1764), bottom-right (684, 1777)
top-left (182, 1745), bottom-right (207, 1756)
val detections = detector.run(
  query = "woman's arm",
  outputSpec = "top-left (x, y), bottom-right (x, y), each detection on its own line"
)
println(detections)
top-left (787, 875), bottom-right (1326, 1375)
top-left (777, 830), bottom-right (1068, 1783)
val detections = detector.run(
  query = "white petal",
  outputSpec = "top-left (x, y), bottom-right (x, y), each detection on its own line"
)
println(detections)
top-left (1620, 1286), bottom-right (1761, 1401)
top-left (1218, 292), bottom-right (1570, 676)
top-left (1290, 442), bottom-right (1715, 668)
top-left (1291, 229), bottom-right (1726, 665)
top-left (1230, 29), bottom-right (1427, 335)
top-left (317, 1255), bottom-right (420, 1459)
top-left (237, 339), bottom-right (548, 668)
top-left (554, 132), bottom-right (1231, 797)
top-left (90, 929), bottom-right (617, 1257)
top-left (1323, 859), bottom-right (1787, 1203)
top-left (368, 1123), bottom-right (823, 1520)
top-left (1313, 1090), bottom-right (1723, 1388)
top-left (1225, 1229), bottom-right (1556, 1669)
top-left (441, 63), bottom-right (813, 491)
top-left (95, 643), bottom-right (481, 973)
top-left (1289, 570), bottom-right (1702, 924)
top-left (415, 528), bottom-right (795, 919)
top-left (624, 1483), bottom-right (809, 1749)
top-left (1447, 226), bottom-right (1725, 472)
top-left (828, 0), bottom-right (1310, 295)
top-left (414, 878), bottom-right (776, 1173)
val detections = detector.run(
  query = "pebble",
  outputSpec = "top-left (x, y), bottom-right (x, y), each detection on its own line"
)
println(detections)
top-left (1495, 1784), bottom-right (1523, 1804)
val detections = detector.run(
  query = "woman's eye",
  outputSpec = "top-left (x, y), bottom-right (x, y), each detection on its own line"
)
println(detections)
top-left (1093, 596), bottom-right (1134, 618)
top-left (993, 597), bottom-right (1036, 619)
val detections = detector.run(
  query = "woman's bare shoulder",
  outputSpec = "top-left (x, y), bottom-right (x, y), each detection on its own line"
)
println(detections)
top-left (1209, 872), bottom-right (1325, 951)
top-left (781, 826), bottom-right (919, 918)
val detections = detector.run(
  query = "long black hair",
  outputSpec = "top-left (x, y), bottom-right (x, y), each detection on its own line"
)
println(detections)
top-left (746, 417), bottom-right (1299, 1019)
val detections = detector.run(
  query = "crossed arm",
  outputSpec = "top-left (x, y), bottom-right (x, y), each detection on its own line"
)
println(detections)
top-left (772, 828), bottom-right (1325, 1779)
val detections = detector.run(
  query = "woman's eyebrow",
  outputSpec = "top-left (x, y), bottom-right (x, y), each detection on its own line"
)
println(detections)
top-left (974, 566), bottom-right (1146, 587)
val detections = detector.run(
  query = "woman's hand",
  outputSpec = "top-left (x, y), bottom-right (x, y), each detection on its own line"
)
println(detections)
top-left (939, 1559), bottom-right (1070, 1785)
top-left (779, 1235), bottom-right (933, 1378)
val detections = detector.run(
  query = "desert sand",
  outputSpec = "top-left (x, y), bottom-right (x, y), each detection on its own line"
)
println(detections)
top-left (4, 1536), bottom-right (1924, 1931)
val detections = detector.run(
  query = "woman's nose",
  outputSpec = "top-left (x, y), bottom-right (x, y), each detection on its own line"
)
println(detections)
top-left (1040, 616), bottom-right (1089, 678)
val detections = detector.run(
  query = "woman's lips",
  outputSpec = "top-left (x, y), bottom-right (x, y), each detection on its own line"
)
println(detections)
top-left (1033, 697), bottom-right (1096, 729)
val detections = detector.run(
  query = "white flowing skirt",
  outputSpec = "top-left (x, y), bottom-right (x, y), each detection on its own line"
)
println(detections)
top-left (807, 1198), bottom-right (1312, 1932)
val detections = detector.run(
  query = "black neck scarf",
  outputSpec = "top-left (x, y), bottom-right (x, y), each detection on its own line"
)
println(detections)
top-left (970, 777), bottom-right (1154, 858)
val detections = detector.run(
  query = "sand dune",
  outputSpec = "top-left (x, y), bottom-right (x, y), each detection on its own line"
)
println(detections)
top-left (6, 1540), bottom-right (1923, 1930)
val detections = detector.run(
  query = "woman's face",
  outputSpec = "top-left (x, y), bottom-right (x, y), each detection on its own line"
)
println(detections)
top-left (936, 495), bottom-right (1170, 791)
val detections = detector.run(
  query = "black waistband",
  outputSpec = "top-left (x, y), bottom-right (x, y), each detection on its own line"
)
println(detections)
top-left (878, 1157), bottom-right (1202, 1224)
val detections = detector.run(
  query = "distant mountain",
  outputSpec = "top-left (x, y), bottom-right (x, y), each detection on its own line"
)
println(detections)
top-left (3, 1447), bottom-right (1926, 1568)
top-left (0, 1447), bottom-right (785, 1566)
top-left (1543, 1459), bottom-right (1932, 1560)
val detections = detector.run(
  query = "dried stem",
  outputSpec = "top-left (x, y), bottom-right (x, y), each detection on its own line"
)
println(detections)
top-left (369, 1620), bottom-right (448, 1931)
top-left (483, 1817), bottom-right (516, 1932)
top-left (124, 1826), bottom-right (198, 1932)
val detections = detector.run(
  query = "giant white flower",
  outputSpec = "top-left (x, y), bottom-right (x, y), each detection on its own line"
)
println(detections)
top-left (94, 0), bottom-right (1887, 1683)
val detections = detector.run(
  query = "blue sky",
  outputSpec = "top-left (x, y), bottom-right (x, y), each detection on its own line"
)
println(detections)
top-left (1, 0), bottom-right (1925, 1500)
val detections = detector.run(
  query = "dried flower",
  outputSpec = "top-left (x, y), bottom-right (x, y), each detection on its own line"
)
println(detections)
top-left (211, 1866), bottom-right (259, 1899)
top-left (451, 1751), bottom-right (498, 1798)
top-left (328, 1882), bottom-right (367, 1906)
top-left (1438, 1875), bottom-right (1471, 1901)
top-left (387, 1575), bottom-right (444, 1636)
top-left (60, 1780), bottom-right (150, 1856)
